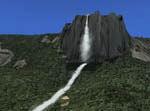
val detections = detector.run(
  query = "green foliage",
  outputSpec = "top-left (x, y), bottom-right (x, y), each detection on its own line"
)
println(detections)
top-left (0, 34), bottom-right (68, 111)
top-left (0, 35), bottom-right (150, 111)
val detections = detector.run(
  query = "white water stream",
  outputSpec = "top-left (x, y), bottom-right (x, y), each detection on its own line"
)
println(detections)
top-left (32, 63), bottom-right (87, 111)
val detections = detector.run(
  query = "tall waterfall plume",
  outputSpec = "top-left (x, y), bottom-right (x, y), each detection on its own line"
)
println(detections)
top-left (80, 15), bottom-right (91, 62)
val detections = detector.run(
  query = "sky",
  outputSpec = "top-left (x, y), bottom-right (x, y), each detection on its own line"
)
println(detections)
top-left (0, 0), bottom-right (149, 37)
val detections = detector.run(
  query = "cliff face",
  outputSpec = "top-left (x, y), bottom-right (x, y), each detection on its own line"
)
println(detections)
top-left (61, 12), bottom-right (131, 63)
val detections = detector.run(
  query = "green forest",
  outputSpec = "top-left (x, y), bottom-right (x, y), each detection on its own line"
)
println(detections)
top-left (0, 35), bottom-right (150, 111)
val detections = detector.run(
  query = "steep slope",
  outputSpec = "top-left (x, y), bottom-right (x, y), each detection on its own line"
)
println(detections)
top-left (0, 35), bottom-right (150, 111)
top-left (0, 34), bottom-right (69, 111)
top-left (52, 56), bottom-right (150, 111)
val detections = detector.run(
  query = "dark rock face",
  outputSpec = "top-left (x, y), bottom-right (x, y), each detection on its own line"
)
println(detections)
top-left (61, 11), bottom-right (131, 63)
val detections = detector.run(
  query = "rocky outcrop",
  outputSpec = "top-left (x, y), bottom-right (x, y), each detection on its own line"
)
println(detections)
top-left (61, 11), bottom-right (131, 63)
top-left (0, 44), bottom-right (14, 66)
top-left (131, 39), bottom-right (150, 62)
top-left (52, 36), bottom-right (60, 43)
top-left (60, 96), bottom-right (70, 107)
top-left (13, 59), bottom-right (27, 69)
top-left (41, 35), bottom-right (51, 43)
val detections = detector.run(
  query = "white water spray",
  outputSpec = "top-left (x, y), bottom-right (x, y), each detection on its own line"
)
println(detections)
top-left (32, 15), bottom-right (91, 111)
top-left (80, 15), bottom-right (91, 62)
top-left (32, 63), bottom-right (87, 111)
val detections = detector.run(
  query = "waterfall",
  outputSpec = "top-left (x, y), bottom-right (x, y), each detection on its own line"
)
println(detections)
top-left (80, 15), bottom-right (91, 62)
top-left (32, 15), bottom-right (90, 111)
top-left (32, 63), bottom-right (87, 111)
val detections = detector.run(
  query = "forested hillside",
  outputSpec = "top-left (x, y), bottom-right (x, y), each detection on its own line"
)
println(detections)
top-left (0, 35), bottom-right (150, 111)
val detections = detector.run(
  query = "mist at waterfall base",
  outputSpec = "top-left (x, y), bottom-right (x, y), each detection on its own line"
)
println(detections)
top-left (32, 15), bottom-right (91, 111)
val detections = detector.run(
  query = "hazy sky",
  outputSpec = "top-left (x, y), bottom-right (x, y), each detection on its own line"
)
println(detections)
top-left (0, 0), bottom-right (149, 37)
